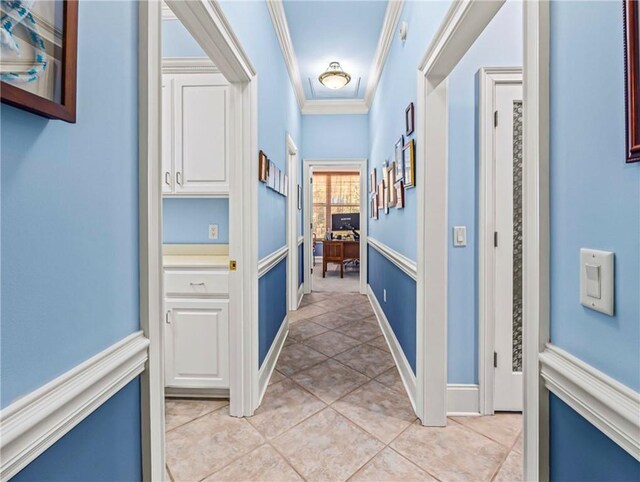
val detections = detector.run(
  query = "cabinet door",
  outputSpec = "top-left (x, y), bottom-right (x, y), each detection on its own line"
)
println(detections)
top-left (164, 299), bottom-right (229, 389)
top-left (173, 73), bottom-right (229, 195)
top-left (161, 76), bottom-right (174, 194)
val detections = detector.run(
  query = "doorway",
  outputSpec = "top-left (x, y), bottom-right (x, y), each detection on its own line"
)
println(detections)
top-left (302, 159), bottom-right (368, 295)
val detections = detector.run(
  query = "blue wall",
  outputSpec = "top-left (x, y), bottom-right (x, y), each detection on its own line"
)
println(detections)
top-left (368, 246), bottom-right (417, 373)
top-left (302, 114), bottom-right (369, 159)
top-left (1, 1), bottom-right (141, 479)
top-left (549, 394), bottom-right (640, 482)
top-left (258, 259), bottom-right (288, 366)
top-left (163, 198), bottom-right (229, 244)
top-left (12, 379), bottom-right (142, 482)
top-left (162, 18), bottom-right (206, 57)
top-left (447, 0), bottom-right (522, 384)
top-left (548, 1), bottom-right (640, 479)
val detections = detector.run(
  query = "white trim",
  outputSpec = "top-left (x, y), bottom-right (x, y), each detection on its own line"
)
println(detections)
top-left (367, 286), bottom-right (417, 413)
top-left (363, 0), bottom-right (404, 107)
top-left (302, 99), bottom-right (369, 115)
top-left (257, 317), bottom-right (289, 404)
top-left (298, 236), bottom-right (304, 246)
top-left (266, 0), bottom-right (306, 109)
top-left (162, 57), bottom-right (220, 74)
top-left (478, 67), bottom-right (523, 416)
top-left (539, 345), bottom-right (640, 461)
top-left (161, 1), bottom-right (177, 20)
top-left (297, 284), bottom-right (304, 308)
top-left (303, 159), bottom-right (368, 295)
top-left (447, 384), bottom-right (480, 416)
top-left (286, 134), bottom-right (300, 311)
top-left (0, 332), bottom-right (149, 481)
top-left (367, 237), bottom-right (417, 281)
top-left (258, 246), bottom-right (289, 278)
top-left (165, 387), bottom-right (229, 399)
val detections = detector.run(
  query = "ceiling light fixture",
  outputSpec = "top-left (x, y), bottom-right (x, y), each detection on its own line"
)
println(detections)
top-left (318, 61), bottom-right (351, 90)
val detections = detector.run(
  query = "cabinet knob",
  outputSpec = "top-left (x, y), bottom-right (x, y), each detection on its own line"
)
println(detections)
top-left (190, 282), bottom-right (206, 286)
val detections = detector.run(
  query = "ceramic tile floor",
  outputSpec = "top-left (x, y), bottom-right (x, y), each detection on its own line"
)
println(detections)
top-left (165, 292), bottom-right (523, 482)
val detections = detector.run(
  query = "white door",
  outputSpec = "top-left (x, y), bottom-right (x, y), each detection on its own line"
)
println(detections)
top-left (161, 76), bottom-right (174, 194)
top-left (174, 73), bottom-right (229, 195)
top-left (493, 81), bottom-right (523, 411)
top-left (165, 299), bottom-right (229, 389)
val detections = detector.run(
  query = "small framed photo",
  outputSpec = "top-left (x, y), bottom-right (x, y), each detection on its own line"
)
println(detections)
top-left (395, 136), bottom-right (404, 180)
top-left (377, 181), bottom-right (385, 210)
top-left (395, 181), bottom-right (405, 209)
top-left (259, 150), bottom-right (268, 182)
top-left (275, 168), bottom-right (281, 193)
top-left (403, 139), bottom-right (416, 188)
top-left (405, 102), bottom-right (415, 136)
top-left (267, 161), bottom-right (276, 189)
top-left (387, 162), bottom-right (397, 207)
top-left (370, 168), bottom-right (377, 193)
top-left (297, 185), bottom-right (302, 210)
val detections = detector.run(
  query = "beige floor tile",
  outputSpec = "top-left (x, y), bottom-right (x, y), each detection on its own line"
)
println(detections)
top-left (337, 306), bottom-right (376, 322)
top-left (291, 359), bottom-right (370, 404)
top-left (284, 335), bottom-right (298, 346)
top-left (367, 335), bottom-right (391, 353)
top-left (375, 367), bottom-right (406, 393)
top-left (335, 344), bottom-right (396, 378)
top-left (272, 408), bottom-right (385, 482)
top-left (391, 421), bottom-right (508, 482)
top-left (361, 315), bottom-right (379, 325)
top-left (247, 378), bottom-right (325, 439)
top-left (289, 304), bottom-right (328, 323)
top-left (308, 310), bottom-right (353, 330)
top-left (333, 380), bottom-right (416, 443)
top-left (303, 330), bottom-right (361, 357)
top-left (276, 343), bottom-right (328, 376)
top-left (513, 430), bottom-right (523, 454)
top-left (349, 447), bottom-right (436, 482)
top-left (288, 320), bottom-right (330, 341)
top-left (204, 444), bottom-right (303, 482)
top-left (166, 407), bottom-right (265, 481)
top-left (335, 320), bottom-right (382, 343)
top-left (492, 449), bottom-right (523, 482)
top-left (165, 398), bottom-right (229, 431)
top-left (269, 369), bottom-right (287, 385)
top-left (165, 465), bottom-right (174, 482)
top-left (451, 412), bottom-right (522, 448)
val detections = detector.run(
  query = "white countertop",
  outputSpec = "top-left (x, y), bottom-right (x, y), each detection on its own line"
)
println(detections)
top-left (163, 244), bottom-right (229, 269)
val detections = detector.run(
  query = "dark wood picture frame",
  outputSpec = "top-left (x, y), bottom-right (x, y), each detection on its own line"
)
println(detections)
top-left (403, 139), bottom-right (416, 188)
top-left (0, 0), bottom-right (79, 123)
top-left (624, 0), bottom-right (640, 162)
top-left (405, 102), bottom-right (415, 136)
top-left (259, 150), bottom-right (268, 182)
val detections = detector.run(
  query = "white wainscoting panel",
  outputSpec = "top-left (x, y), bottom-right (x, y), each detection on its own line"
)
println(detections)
top-left (0, 332), bottom-right (150, 480)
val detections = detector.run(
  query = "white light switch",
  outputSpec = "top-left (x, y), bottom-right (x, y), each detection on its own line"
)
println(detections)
top-left (580, 249), bottom-right (614, 316)
top-left (208, 224), bottom-right (219, 240)
top-left (453, 226), bottom-right (467, 247)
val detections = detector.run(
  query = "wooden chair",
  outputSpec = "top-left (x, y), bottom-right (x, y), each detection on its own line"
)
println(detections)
top-left (323, 241), bottom-right (344, 278)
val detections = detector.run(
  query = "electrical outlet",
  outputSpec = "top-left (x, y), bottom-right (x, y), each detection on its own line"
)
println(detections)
top-left (208, 224), bottom-right (219, 240)
top-left (383, 289), bottom-right (387, 302)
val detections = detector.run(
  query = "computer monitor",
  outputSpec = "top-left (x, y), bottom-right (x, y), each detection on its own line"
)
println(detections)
top-left (331, 213), bottom-right (360, 232)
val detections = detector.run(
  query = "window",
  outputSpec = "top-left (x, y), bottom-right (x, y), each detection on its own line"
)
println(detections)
top-left (312, 172), bottom-right (360, 239)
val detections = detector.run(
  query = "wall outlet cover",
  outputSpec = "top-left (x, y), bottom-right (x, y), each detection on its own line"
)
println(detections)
top-left (208, 224), bottom-right (219, 240)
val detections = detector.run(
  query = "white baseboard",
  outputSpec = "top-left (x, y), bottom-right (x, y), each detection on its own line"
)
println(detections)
top-left (165, 387), bottom-right (229, 399)
top-left (0, 331), bottom-right (150, 480)
top-left (297, 285), bottom-right (304, 308)
top-left (447, 384), bottom-right (480, 415)
top-left (367, 285), bottom-right (417, 412)
top-left (257, 316), bottom-right (289, 405)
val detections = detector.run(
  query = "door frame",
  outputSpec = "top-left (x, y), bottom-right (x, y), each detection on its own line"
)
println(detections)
top-left (286, 134), bottom-right (300, 310)
top-left (139, 1), bottom-right (259, 480)
top-left (302, 159), bottom-right (368, 295)
top-left (478, 67), bottom-right (523, 416)
top-left (415, 1), bottom-right (550, 480)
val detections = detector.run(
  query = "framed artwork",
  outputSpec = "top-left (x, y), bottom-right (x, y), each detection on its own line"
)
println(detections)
top-left (395, 181), bottom-right (405, 209)
top-left (624, 0), bottom-right (640, 162)
top-left (297, 185), bottom-right (302, 210)
top-left (388, 162), bottom-right (397, 207)
top-left (370, 196), bottom-right (375, 218)
top-left (377, 181), bottom-right (384, 210)
top-left (268, 161), bottom-right (276, 189)
top-left (406, 102), bottom-right (415, 136)
top-left (373, 195), bottom-right (379, 219)
top-left (0, 0), bottom-right (78, 122)
top-left (259, 150), bottom-right (268, 182)
top-left (403, 139), bottom-right (416, 188)
top-left (370, 168), bottom-right (377, 193)
top-left (395, 136), bottom-right (404, 181)
top-left (274, 167), bottom-right (280, 192)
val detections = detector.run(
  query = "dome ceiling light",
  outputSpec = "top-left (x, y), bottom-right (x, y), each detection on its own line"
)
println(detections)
top-left (318, 61), bottom-right (351, 90)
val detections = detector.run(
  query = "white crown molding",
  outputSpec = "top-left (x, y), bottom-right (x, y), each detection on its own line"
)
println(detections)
top-left (162, 1), bottom-right (177, 20)
top-left (539, 343), bottom-right (640, 461)
top-left (266, 0), bottom-right (306, 109)
top-left (162, 57), bottom-right (220, 74)
top-left (364, 0), bottom-right (405, 106)
top-left (302, 99), bottom-right (369, 115)
top-left (368, 237), bottom-right (417, 280)
top-left (258, 245), bottom-right (289, 278)
top-left (0, 332), bottom-right (150, 480)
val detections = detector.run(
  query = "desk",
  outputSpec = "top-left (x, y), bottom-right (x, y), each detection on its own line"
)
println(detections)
top-left (322, 240), bottom-right (360, 278)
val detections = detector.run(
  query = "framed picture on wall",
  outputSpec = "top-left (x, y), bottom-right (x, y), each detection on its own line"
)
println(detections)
top-left (403, 139), bottom-right (416, 188)
top-left (370, 168), bottom-right (377, 193)
top-left (395, 181), bottom-right (405, 209)
top-left (624, 0), bottom-right (640, 162)
top-left (388, 162), bottom-right (397, 207)
top-left (268, 161), bottom-right (276, 189)
top-left (0, 0), bottom-right (79, 123)
top-left (395, 136), bottom-right (405, 181)
top-left (406, 102), bottom-right (415, 136)
top-left (259, 150), bottom-right (268, 182)
top-left (297, 185), bottom-right (302, 210)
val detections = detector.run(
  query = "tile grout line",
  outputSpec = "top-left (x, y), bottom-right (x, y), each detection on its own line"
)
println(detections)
top-left (489, 428), bottom-right (524, 482)
top-left (164, 401), bottom-right (230, 433)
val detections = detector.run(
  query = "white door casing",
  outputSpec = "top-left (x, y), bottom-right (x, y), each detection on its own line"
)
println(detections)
top-left (286, 134), bottom-right (300, 310)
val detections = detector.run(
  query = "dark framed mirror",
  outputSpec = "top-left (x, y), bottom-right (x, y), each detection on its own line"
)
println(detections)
top-left (624, 0), bottom-right (640, 162)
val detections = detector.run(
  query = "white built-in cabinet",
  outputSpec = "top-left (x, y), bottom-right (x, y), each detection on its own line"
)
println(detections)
top-left (162, 72), bottom-right (230, 196)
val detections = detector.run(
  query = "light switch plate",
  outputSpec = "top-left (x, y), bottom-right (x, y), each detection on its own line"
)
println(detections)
top-left (453, 226), bottom-right (467, 247)
top-left (208, 224), bottom-right (219, 240)
top-left (580, 248), bottom-right (614, 316)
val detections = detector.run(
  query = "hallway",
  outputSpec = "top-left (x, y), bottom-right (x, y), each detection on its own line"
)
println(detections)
top-left (165, 293), bottom-right (522, 482)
